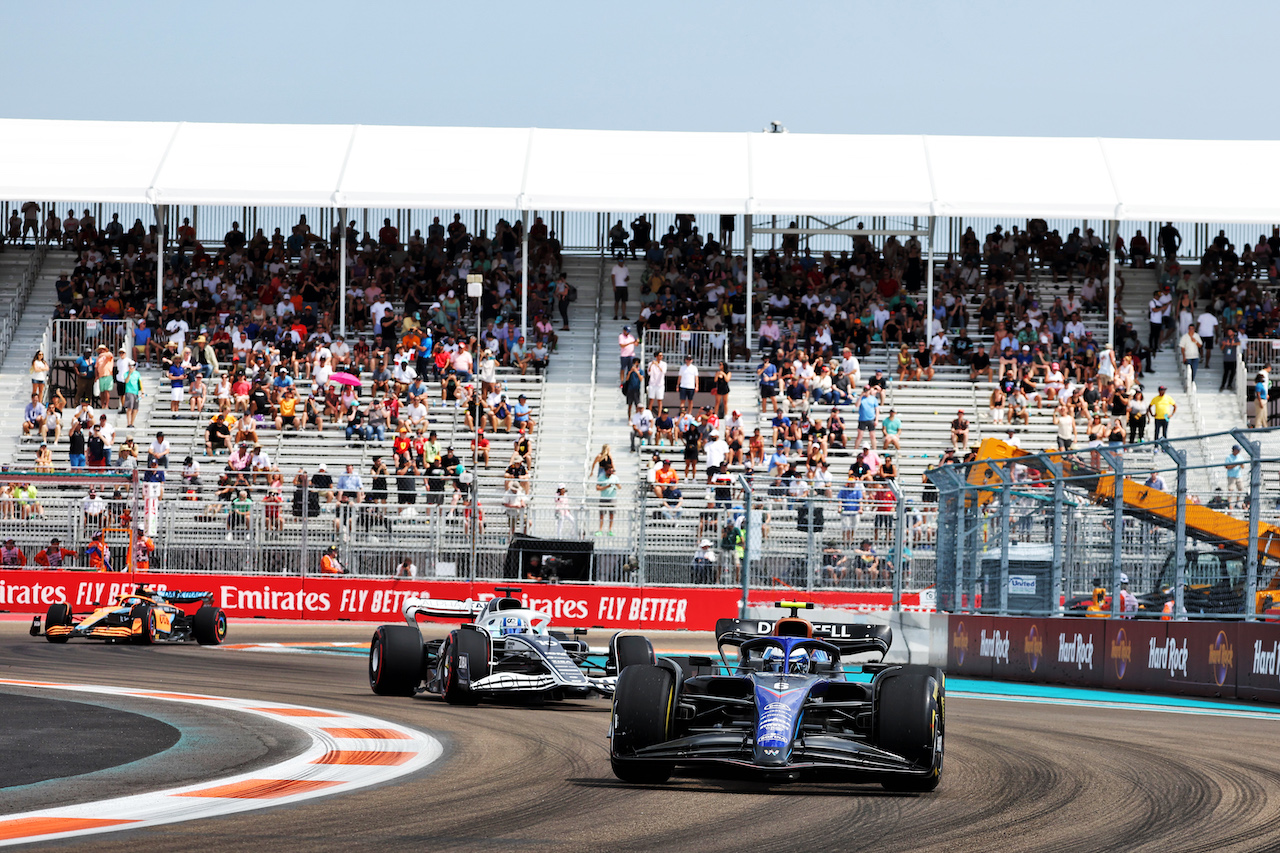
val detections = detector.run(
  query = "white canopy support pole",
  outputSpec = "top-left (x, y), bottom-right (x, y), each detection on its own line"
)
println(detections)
top-left (925, 216), bottom-right (936, 344)
top-left (520, 210), bottom-right (529, 342)
top-left (1107, 219), bottom-right (1118, 352)
top-left (745, 215), bottom-right (754, 355)
top-left (154, 204), bottom-right (165, 312)
top-left (338, 206), bottom-right (347, 338)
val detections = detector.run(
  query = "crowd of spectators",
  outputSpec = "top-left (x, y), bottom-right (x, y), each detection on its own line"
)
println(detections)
top-left (14, 203), bottom-right (567, 541)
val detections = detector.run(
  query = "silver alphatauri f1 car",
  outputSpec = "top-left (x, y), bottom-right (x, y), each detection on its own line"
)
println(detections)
top-left (367, 587), bottom-right (656, 703)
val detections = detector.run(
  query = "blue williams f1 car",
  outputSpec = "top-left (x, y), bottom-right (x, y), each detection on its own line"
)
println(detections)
top-left (609, 602), bottom-right (944, 791)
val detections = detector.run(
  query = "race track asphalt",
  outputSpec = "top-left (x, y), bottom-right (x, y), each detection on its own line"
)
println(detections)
top-left (3, 619), bottom-right (1280, 853)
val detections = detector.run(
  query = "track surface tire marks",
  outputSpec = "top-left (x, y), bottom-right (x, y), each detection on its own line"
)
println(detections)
top-left (4, 623), bottom-right (1280, 852)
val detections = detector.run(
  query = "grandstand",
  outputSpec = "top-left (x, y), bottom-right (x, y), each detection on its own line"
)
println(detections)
top-left (0, 188), bottom-right (1270, 592)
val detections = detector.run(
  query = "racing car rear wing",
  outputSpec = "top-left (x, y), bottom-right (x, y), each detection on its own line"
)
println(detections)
top-left (714, 617), bottom-right (893, 659)
top-left (402, 596), bottom-right (485, 627)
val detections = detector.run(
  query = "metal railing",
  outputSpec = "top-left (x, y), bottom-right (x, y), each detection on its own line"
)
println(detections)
top-left (50, 319), bottom-right (131, 363)
top-left (0, 244), bottom-right (46, 368)
top-left (641, 329), bottom-right (727, 371)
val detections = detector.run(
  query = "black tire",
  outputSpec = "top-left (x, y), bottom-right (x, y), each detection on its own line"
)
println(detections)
top-left (45, 603), bottom-right (71, 643)
top-left (440, 629), bottom-right (490, 705)
top-left (876, 665), bottom-right (945, 792)
top-left (130, 604), bottom-right (156, 645)
top-left (369, 625), bottom-right (423, 696)
top-left (610, 633), bottom-right (656, 674)
top-left (610, 664), bottom-right (676, 784)
top-left (193, 606), bottom-right (228, 645)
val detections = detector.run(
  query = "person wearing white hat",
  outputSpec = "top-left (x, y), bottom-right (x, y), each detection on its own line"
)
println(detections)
top-left (554, 483), bottom-right (576, 539)
top-left (1118, 572), bottom-right (1138, 617)
top-left (692, 538), bottom-right (717, 585)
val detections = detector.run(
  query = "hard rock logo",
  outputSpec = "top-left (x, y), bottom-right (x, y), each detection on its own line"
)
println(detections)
top-left (952, 620), bottom-right (968, 666)
top-left (1111, 627), bottom-right (1132, 680)
top-left (1025, 624), bottom-right (1043, 673)
top-left (1209, 630), bottom-right (1234, 687)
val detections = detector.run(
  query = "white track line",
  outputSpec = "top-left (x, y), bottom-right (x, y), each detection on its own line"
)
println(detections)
top-left (952, 689), bottom-right (1280, 720)
top-left (0, 678), bottom-right (442, 847)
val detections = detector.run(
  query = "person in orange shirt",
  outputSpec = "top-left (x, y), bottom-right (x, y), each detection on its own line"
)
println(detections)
top-left (319, 545), bottom-right (346, 575)
top-left (132, 526), bottom-right (155, 571)
top-left (652, 458), bottom-right (679, 499)
top-left (35, 537), bottom-right (76, 568)
top-left (86, 532), bottom-right (114, 571)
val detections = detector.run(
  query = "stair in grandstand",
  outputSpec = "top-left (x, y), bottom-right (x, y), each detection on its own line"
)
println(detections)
top-left (533, 253), bottom-right (609, 501)
top-left (0, 248), bottom-right (70, 467)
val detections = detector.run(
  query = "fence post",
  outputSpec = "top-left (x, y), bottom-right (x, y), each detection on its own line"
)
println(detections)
top-left (966, 487), bottom-right (982, 614)
top-left (805, 492), bottom-right (816, 592)
top-left (1232, 428), bottom-right (1263, 621)
top-left (996, 462), bottom-right (1012, 616)
top-left (1158, 440), bottom-right (1188, 619)
top-left (637, 483), bottom-right (648, 586)
top-left (1044, 455), bottom-right (1064, 616)
top-left (737, 473), bottom-right (753, 620)
top-left (889, 479), bottom-right (904, 611)
top-left (1099, 448), bottom-right (1125, 617)
top-left (299, 479), bottom-right (309, 577)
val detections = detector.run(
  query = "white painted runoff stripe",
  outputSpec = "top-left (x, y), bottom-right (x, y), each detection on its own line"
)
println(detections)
top-left (0, 678), bottom-right (442, 847)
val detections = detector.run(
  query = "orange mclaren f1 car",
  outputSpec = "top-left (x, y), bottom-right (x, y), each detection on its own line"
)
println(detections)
top-left (31, 585), bottom-right (228, 645)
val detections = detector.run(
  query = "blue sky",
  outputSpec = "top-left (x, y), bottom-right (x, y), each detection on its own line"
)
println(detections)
top-left (5, 0), bottom-right (1276, 140)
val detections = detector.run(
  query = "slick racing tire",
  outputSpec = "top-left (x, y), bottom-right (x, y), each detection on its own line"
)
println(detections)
top-left (441, 629), bottom-right (490, 705)
top-left (130, 604), bottom-right (157, 645)
top-left (610, 633), bottom-right (656, 675)
top-left (875, 665), bottom-right (945, 792)
top-left (193, 606), bottom-right (228, 645)
top-left (44, 603), bottom-right (71, 644)
top-left (610, 663), bottom-right (676, 784)
top-left (369, 625), bottom-right (423, 696)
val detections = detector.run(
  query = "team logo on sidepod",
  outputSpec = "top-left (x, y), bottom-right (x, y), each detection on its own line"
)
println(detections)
top-left (1025, 623), bottom-right (1043, 673)
top-left (1111, 627), bottom-right (1131, 680)
top-left (1209, 630), bottom-right (1234, 687)
top-left (952, 620), bottom-right (968, 666)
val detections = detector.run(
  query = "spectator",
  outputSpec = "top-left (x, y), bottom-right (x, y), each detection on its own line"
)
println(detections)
top-left (950, 409), bottom-right (970, 449)
top-left (691, 538), bottom-right (717, 584)
top-left (1224, 444), bottom-right (1246, 509)
top-left (1147, 385), bottom-right (1177, 440)
top-left (0, 538), bottom-right (26, 567)
top-left (35, 537), bottom-right (76, 568)
top-left (21, 393), bottom-right (45, 437)
top-left (1179, 326), bottom-right (1203, 383)
top-left (596, 461), bottom-right (619, 536)
top-left (319, 545), bottom-right (346, 574)
top-left (1254, 372), bottom-right (1269, 429)
top-left (855, 387), bottom-right (880, 449)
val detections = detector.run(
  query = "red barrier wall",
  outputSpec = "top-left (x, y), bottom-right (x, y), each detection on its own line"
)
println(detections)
top-left (0, 571), bottom-right (923, 631)
top-left (948, 615), bottom-right (1274, 702)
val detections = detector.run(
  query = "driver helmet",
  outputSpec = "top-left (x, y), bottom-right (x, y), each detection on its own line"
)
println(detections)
top-left (761, 645), bottom-right (785, 673)
top-left (788, 648), bottom-right (812, 675)
top-left (499, 615), bottom-right (527, 636)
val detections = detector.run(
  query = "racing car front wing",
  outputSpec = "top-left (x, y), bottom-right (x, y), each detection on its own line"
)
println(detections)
top-left (621, 732), bottom-right (931, 778)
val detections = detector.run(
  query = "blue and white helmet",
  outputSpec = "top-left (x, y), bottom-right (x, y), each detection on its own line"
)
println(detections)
top-left (499, 615), bottom-right (527, 636)
top-left (788, 648), bottom-right (811, 674)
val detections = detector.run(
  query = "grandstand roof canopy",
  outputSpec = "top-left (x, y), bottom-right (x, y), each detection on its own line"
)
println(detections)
top-left (2, 119), bottom-right (1278, 223)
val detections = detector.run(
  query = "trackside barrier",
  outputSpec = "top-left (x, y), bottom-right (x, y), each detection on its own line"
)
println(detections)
top-left (0, 570), bottom-right (923, 631)
top-left (946, 614), bottom-right (1280, 704)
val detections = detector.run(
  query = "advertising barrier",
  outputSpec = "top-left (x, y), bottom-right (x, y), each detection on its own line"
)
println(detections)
top-left (948, 615), bottom-right (1270, 702)
top-left (0, 570), bottom-right (923, 631)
